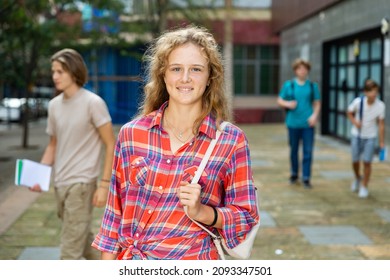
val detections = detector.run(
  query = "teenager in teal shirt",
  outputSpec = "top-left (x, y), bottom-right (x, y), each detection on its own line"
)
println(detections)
top-left (277, 58), bottom-right (321, 188)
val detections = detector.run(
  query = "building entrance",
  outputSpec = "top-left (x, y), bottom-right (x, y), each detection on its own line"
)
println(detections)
top-left (322, 27), bottom-right (384, 141)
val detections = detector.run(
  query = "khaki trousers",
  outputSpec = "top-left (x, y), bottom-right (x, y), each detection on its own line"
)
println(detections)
top-left (55, 182), bottom-right (100, 260)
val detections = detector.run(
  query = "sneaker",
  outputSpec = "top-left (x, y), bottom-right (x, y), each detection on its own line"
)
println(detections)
top-left (289, 175), bottom-right (298, 185)
top-left (303, 180), bottom-right (312, 189)
top-left (358, 186), bottom-right (369, 198)
top-left (351, 178), bottom-right (360, 192)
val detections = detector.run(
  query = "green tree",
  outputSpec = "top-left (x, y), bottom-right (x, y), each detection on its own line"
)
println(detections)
top-left (0, 0), bottom-right (224, 148)
top-left (0, 0), bottom-right (125, 148)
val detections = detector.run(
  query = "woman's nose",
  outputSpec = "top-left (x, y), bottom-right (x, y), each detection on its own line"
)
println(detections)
top-left (181, 70), bottom-right (191, 83)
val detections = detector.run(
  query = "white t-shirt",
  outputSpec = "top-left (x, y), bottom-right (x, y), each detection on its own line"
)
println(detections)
top-left (348, 96), bottom-right (385, 139)
top-left (47, 88), bottom-right (112, 187)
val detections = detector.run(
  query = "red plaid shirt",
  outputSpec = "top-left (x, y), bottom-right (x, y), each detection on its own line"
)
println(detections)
top-left (92, 102), bottom-right (259, 259)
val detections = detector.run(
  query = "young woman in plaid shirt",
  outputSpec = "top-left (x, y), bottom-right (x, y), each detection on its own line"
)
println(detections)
top-left (92, 25), bottom-right (259, 260)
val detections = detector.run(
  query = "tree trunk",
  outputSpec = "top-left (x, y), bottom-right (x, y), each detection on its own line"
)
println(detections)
top-left (157, 0), bottom-right (168, 34)
top-left (224, 0), bottom-right (234, 117)
top-left (22, 88), bottom-right (30, 148)
top-left (21, 35), bottom-right (40, 149)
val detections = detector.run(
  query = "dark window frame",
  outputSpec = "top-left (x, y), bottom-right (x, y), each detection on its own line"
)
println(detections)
top-left (322, 27), bottom-right (384, 142)
top-left (233, 45), bottom-right (279, 96)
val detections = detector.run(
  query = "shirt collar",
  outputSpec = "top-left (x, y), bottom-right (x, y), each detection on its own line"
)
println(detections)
top-left (148, 101), bottom-right (168, 130)
top-left (198, 114), bottom-right (217, 139)
top-left (148, 101), bottom-right (218, 139)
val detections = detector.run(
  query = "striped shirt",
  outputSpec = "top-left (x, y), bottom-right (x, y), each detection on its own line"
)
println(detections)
top-left (92, 102), bottom-right (259, 260)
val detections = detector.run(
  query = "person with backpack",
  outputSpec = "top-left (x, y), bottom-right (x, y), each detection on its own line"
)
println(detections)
top-left (277, 58), bottom-right (321, 188)
top-left (347, 79), bottom-right (386, 198)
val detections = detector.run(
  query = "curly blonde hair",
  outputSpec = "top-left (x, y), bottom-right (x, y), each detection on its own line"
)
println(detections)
top-left (137, 25), bottom-right (231, 132)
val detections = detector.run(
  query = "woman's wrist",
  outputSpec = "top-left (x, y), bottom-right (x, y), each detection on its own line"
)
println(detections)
top-left (207, 206), bottom-right (218, 227)
top-left (194, 205), bottom-right (218, 227)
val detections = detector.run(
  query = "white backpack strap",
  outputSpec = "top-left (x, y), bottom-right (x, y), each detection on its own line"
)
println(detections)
top-left (184, 121), bottom-right (228, 259)
top-left (190, 121), bottom-right (228, 185)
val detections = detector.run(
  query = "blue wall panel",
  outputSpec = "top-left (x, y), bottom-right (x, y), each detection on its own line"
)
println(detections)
top-left (83, 47), bottom-right (143, 125)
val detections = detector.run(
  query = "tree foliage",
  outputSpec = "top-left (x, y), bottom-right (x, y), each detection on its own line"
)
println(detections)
top-left (0, 0), bottom-right (220, 147)
top-left (0, 0), bottom-right (126, 147)
top-left (0, 0), bottom-right (127, 92)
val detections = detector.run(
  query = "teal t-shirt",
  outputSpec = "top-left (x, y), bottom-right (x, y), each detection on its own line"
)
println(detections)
top-left (279, 79), bottom-right (320, 128)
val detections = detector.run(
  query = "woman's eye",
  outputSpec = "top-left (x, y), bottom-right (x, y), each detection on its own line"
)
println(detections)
top-left (171, 67), bottom-right (181, 72)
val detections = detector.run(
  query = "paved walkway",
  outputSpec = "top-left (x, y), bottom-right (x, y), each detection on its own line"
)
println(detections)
top-left (0, 120), bottom-right (389, 260)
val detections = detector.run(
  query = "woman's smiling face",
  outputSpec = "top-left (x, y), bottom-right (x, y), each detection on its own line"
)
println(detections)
top-left (164, 42), bottom-right (210, 107)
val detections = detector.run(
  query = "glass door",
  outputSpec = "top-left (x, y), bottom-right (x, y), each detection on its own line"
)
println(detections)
top-left (322, 28), bottom-right (384, 141)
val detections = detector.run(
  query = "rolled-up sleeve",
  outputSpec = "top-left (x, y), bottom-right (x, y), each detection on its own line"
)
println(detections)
top-left (218, 132), bottom-right (259, 249)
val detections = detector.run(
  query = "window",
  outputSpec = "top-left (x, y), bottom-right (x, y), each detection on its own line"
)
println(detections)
top-left (233, 45), bottom-right (279, 96)
top-left (233, 0), bottom-right (271, 8)
top-left (169, 0), bottom-right (271, 8)
top-left (323, 30), bottom-right (383, 141)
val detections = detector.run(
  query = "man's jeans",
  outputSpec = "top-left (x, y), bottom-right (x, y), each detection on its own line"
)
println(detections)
top-left (288, 127), bottom-right (315, 181)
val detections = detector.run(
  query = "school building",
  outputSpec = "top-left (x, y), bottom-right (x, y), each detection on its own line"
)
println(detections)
top-left (82, 0), bottom-right (281, 124)
top-left (272, 0), bottom-right (390, 144)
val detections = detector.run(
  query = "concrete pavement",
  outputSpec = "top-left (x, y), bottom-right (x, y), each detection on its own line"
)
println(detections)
top-left (0, 119), bottom-right (389, 260)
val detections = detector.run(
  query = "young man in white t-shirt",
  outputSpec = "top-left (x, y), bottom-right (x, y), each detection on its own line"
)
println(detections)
top-left (30, 49), bottom-right (116, 259)
top-left (347, 79), bottom-right (386, 198)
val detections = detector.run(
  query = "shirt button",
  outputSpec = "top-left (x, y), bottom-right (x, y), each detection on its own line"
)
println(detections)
top-left (135, 233), bottom-right (139, 238)
top-left (166, 159), bottom-right (171, 164)
top-left (159, 186), bottom-right (163, 190)
top-left (148, 210), bottom-right (152, 214)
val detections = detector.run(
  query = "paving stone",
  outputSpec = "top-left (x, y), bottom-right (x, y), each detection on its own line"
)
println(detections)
top-left (251, 159), bottom-right (273, 167)
top-left (17, 247), bottom-right (60, 260)
top-left (315, 154), bottom-right (338, 161)
top-left (259, 211), bottom-right (276, 227)
top-left (317, 136), bottom-right (350, 152)
top-left (2, 123), bottom-right (390, 261)
top-left (271, 136), bottom-right (287, 142)
top-left (375, 209), bottom-right (390, 223)
top-left (319, 171), bottom-right (353, 180)
top-left (358, 244), bottom-right (390, 259)
top-left (308, 245), bottom-right (366, 260)
top-left (299, 225), bottom-right (373, 245)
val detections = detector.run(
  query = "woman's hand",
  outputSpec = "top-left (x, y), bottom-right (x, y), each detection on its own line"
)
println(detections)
top-left (178, 181), bottom-right (221, 228)
top-left (177, 181), bottom-right (202, 219)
